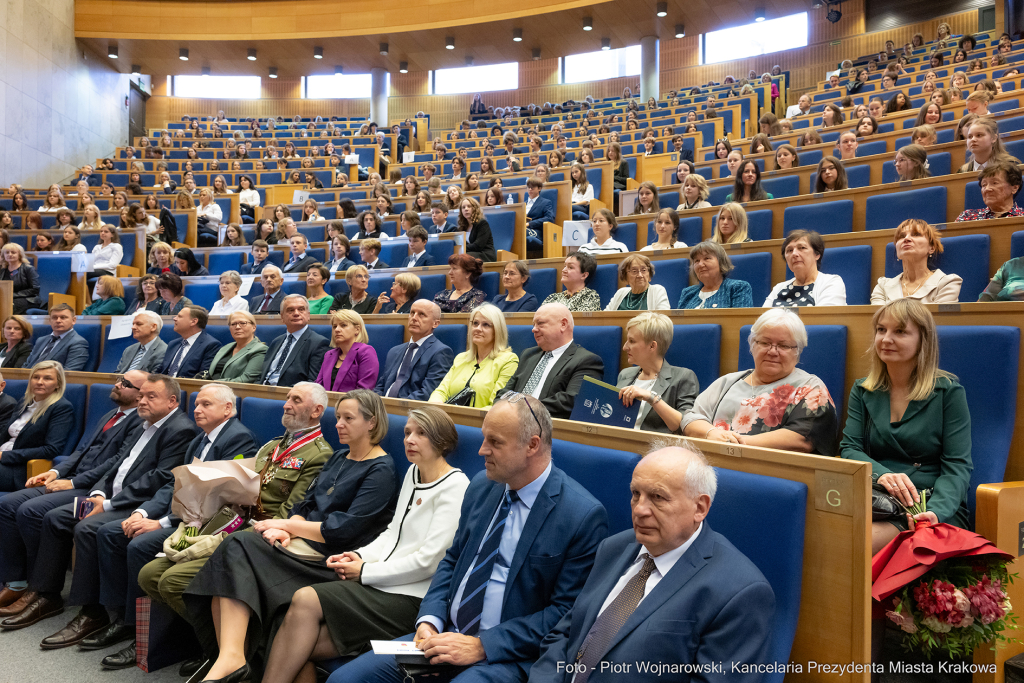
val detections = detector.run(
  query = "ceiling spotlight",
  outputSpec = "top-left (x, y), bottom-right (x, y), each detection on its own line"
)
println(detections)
top-left (314, 46), bottom-right (323, 59)
top-left (465, 56), bottom-right (474, 66)
top-left (269, 67), bottom-right (278, 78)
top-left (811, 0), bottom-right (824, 6)
top-left (107, 44), bottom-right (118, 59)
top-left (827, 7), bottom-right (841, 22)
top-left (446, 36), bottom-right (455, 50)
top-left (131, 64), bottom-right (140, 76)
top-left (247, 48), bottom-right (257, 61)
top-left (583, 16), bottom-right (593, 31)
top-left (755, 6), bottom-right (766, 21)
top-left (512, 28), bottom-right (523, 42)
top-left (656, 2), bottom-right (667, 17)
top-left (202, 66), bottom-right (210, 77)
top-left (399, 61), bottom-right (408, 73)
top-left (179, 48), bottom-right (189, 61)
top-left (601, 37), bottom-right (611, 50)
top-left (532, 48), bottom-right (542, 61)
top-left (379, 43), bottom-right (389, 55)
top-left (334, 65), bottom-right (344, 75)
top-left (675, 24), bottom-right (685, 38)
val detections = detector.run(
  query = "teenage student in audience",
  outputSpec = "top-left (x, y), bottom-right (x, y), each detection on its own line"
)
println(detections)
top-left (428, 204), bottom-right (457, 234)
top-left (492, 260), bottom-right (539, 313)
top-left (525, 178), bottom-right (555, 250)
top-left (441, 186), bottom-right (464, 213)
top-left (325, 235), bottom-right (356, 274)
top-left (459, 198), bottom-right (496, 262)
top-left (957, 160), bottom-right (1024, 220)
top-left (774, 144), bottom-right (799, 170)
top-left (836, 130), bottom-right (858, 162)
top-left (959, 117), bottom-right (1013, 172)
top-left (237, 175), bottom-right (260, 220)
top-left (964, 90), bottom-right (991, 117)
top-left (894, 144), bottom-right (931, 181)
top-left (23, 304), bottom-right (88, 370)
top-left (258, 295), bottom-right (331, 387)
top-left (0, 360), bottom-right (75, 492)
top-left (605, 253), bottom-right (671, 312)
top-left (0, 244), bottom-right (40, 315)
top-left (331, 266), bottom-right (378, 315)
top-left (871, 219), bottom-right (963, 304)
top-left (724, 149), bottom-right (744, 178)
top-left (55, 225), bottom-right (86, 253)
top-left (314, 310), bottom-right (378, 392)
top-left (569, 162), bottom-right (594, 221)
top-left (355, 211), bottom-right (387, 240)
top-left (87, 224), bottom-right (122, 281)
top-left (81, 276), bottom-right (126, 316)
top-left (114, 311), bottom-right (166, 373)
top-left (678, 240), bottom-right (755, 309)
top-left (156, 272), bottom-right (193, 317)
top-left (645, 208), bottom-right (688, 250)
top-left (608, 142), bottom-right (629, 191)
top-left (376, 300), bottom-right (452, 400)
top-left (579, 208), bottom-right (629, 255)
top-left (171, 247), bottom-right (210, 277)
top-left (373, 273), bottom-right (420, 315)
top-left (499, 302), bottom-right (605, 419)
top-left (250, 266), bottom-right (285, 315)
top-left (711, 203), bottom-right (752, 244)
top-left (632, 181), bottom-right (659, 215)
top-left (300, 198), bottom-right (323, 223)
top-left (38, 185), bottom-right (66, 212)
top-left (856, 115), bottom-right (878, 136)
top-left (0, 316), bottom-right (32, 369)
top-left (206, 311), bottom-right (267, 383)
top-left (283, 234), bottom-right (319, 274)
top-left (800, 130), bottom-right (824, 147)
top-left (841, 299), bottom-right (972, 553)
top-left (821, 103), bottom-right (844, 128)
top-left (434, 253), bottom-right (488, 313)
top-left (401, 226), bottom-right (435, 268)
top-left (262, 406), bottom-right (469, 683)
top-left (158, 305), bottom-right (220, 378)
top-left (359, 239), bottom-right (389, 270)
top-left (612, 311), bottom-right (699, 434)
top-left (430, 304), bottom-right (518, 408)
top-left (914, 102), bottom-right (943, 128)
top-left (815, 156), bottom-right (849, 192)
top-left (544, 252), bottom-right (602, 312)
top-left (682, 308), bottom-right (838, 455)
top-left (674, 160), bottom-right (695, 185)
top-left (126, 275), bottom-right (162, 315)
top-left (0, 370), bottom-right (144, 615)
top-left (677, 174), bottom-right (711, 211)
top-left (210, 270), bottom-right (250, 316)
top-left (725, 161), bottom-right (773, 203)
top-left (912, 125), bottom-right (937, 148)
top-left (749, 134), bottom-right (773, 155)
top-left (763, 230), bottom-right (848, 307)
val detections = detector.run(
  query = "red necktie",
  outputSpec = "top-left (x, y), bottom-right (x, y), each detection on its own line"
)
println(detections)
top-left (103, 411), bottom-right (125, 432)
top-left (260, 294), bottom-right (272, 312)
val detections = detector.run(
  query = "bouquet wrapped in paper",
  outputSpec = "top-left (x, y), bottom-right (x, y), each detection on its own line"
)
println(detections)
top-left (169, 458), bottom-right (260, 550)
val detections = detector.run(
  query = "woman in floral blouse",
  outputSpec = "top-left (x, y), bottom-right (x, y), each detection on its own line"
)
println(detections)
top-left (542, 252), bottom-right (602, 312)
top-left (681, 308), bottom-right (838, 455)
top-left (433, 253), bottom-right (488, 313)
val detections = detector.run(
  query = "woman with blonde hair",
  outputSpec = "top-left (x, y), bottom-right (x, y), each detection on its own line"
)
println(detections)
top-left (429, 303), bottom-right (518, 408)
top-left (81, 275), bottom-right (126, 315)
top-left (0, 360), bottom-right (74, 492)
top-left (677, 174), bottom-right (711, 211)
top-left (147, 242), bottom-right (174, 275)
top-left (959, 117), bottom-right (1015, 172)
top-left (315, 309), bottom-right (379, 392)
top-left (841, 299), bottom-right (971, 552)
top-left (78, 205), bottom-right (107, 231)
top-left (332, 265), bottom-right (377, 315)
top-left (212, 175), bottom-right (233, 195)
top-left (39, 185), bottom-right (66, 212)
top-left (0, 315), bottom-right (32, 368)
top-left (712, 203), bottom-right (751, 244)
top-left (207, 310), bottom-right (267, 383)
top-left (871, 219), bottom-right (962, 304)
top-left (0, 243), bottom-right (40, 314)
top-left (373, 273), bottom-right (420, 315)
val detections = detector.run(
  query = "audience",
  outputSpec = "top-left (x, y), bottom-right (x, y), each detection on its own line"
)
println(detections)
top-left (430, 304), bottom-right (519, 408)
top-left (682, 308), bottom-right (839, 455)
top-left (401, 226), bottom-right (435, 267)
top-left (579, 208), bottom-right (629, 256)
top-left (711, 203), bottom-right (751, 244)
top-left (814, 156), bottom-right (848, 192)
top-left (206, 310), bottom-right (268, 383)
top-left (956, 160), bottom-right (1024, 220)
top-left (315, 310), bottom-right (379, 392)
top-left (359, 239), bottom-right (389, 270)
top-left (0, 317), bottom-right (32, 369)
top-left (126, 274), bottom-right (162, 315)
top-left (434, 254), bottom-right (487, 313)
top-left (894, 144), bottom-right (930, 181)
top-left (114, 311), bottom-right (167, 374)
top-left (282, 234), bottom-right (319, 274)
top-left (249, 266), bottom-right (285, 314)
top-left (492, 260), bottom-right (539, 313)
top-left (376, 300), bottom-right (453, 400)
top-left (677, 241), bottom-right (754, 309)
top-left (871, 219), bottom-right (962, 304)
top-left (258, 295), bottom-right (331, 387)
top-left (459, 198), bottom-right (496, 262)
top-left (81, 275), bottom-right (126, 315)
top-left (605, 254), bottom-right (670, 311)
top-left (676, 174), bottom-right (711, 211)
top-left (156, 272), bottom-right (194, 316)
top-left (24, 304), bottom-right (89, 371)
top-left (158, 305), bottom-right (221, 379)
top-left (0, 244), bottom-right (41, 315)
top-left (763, 231), bottom-right (848, 307)
top-left (209, 270), bottom-right (249, 316)
top-left (372, 273), bottom-right (419, 314)
top-left (544, 252), bottom-right (602, 312)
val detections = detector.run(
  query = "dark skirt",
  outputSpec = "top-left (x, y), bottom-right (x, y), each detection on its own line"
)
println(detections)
top-left (183, 530), bottom-right (336, 674)
top-left (312, 581), bottom-right (421, 658)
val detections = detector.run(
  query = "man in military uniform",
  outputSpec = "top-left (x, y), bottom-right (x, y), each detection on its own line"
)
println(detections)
top-left (136, 382), bottom-right (333, 677)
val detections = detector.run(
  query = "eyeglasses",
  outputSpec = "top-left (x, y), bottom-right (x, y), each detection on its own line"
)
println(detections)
top-left (505, 392), bottom-right (543, 434)
top-left (752, 340), bottom-right (798, 353)
top-left (626, 268), bottom-right (648, 277)
top-left (229, 321), bottom-right (253, 328)
top-left (116, 375), bottom-right (139, 391)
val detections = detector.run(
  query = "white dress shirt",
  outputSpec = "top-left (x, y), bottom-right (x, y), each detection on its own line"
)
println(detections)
top-left (168, 331), bottom-right (202, 377)
top-left (93, 410), bottom-right (176, 508)
top-left (92, 242), bottom-right (124, 272)
top-left (239, 188), bottom-right (261, 206)
top-left (197, 202), bottom-right (223, 224)
top-left (528, 340), bottom-right (572, 399)
top-left (387, 334), bottom-right (433, 395)
top-left (210, 295), bottom-right (250, 316)
top-left (266, 326), bottom-right (308, 385)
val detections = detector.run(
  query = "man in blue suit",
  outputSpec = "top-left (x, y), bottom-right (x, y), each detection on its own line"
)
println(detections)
top-left (334, 394), bottom-right (608, 683)
top-left (401, 226), bottom-right (436, 268)
top-left (89, 383), bottom-right (259, 669)
top-left (524, 178), bottom-right (555, 251)
top-left (427, 205), bottom-right (458, 234)
top-left (374, 300), bottom-right (453, 401)
top-left (76, 164), bottom-right (101, 187)
top-left (157, 305), bottom-right (221, 379)
top-left (529, 446), bottom-right (775, 683)
top-left (24, 304), bottom-right (91, 371)
top-left (239, 240), bottom-right (273, 275)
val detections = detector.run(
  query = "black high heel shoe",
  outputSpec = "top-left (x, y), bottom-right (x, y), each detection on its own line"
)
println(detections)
top-left (201, 663), bottom-right (250, 683)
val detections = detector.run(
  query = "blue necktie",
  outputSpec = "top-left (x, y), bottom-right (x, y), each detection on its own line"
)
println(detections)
top-left (454, 489), bottom-right (519, 636)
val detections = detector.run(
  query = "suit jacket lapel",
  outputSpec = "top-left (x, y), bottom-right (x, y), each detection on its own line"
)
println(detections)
top-left (124, 421), bottom-right (163, 479)
top-left (504, 469), bottom-right (561, 611)
top-left (576, 541), bottom-right (644, 643)
top-left (865, 390), bottom-right (913, 459)
top-left (638, 364), bottom-right (675, 425)
top-left (540, 345), bottom-right (577, 395)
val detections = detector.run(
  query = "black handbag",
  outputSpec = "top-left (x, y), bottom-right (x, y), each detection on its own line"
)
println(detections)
top-left (445, 364), bottom-right (479, 407)
top-left (395, 655), bottom-right (464, 683)
top-left (863, 421), bottom-right (931, 521)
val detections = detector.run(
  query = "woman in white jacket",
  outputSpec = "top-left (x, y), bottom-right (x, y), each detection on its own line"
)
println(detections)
top-left (606, 253), bottom-right (671, 311)
top-left (261, 406), bottom-right (470, 683)
top-left (763, 230), bottom-right (848, 307)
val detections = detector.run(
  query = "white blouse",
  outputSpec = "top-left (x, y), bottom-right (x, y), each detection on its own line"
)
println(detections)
top-left (239, 189), bottom-right (261, 206)
top-left (641, 241), bottom-right (687, 251)
top-left (197, 202), bottom-right (223, 224)
top-left (0, 402), bottom-right (38, 451)
top-left (38, 206), bottom-right (62, 213)
top-left (571, 185), bottom-right (595, 204)
top-left (92, 242), bottom-right (124, 272)
top-left (210, 295), bottom-right (249, 316)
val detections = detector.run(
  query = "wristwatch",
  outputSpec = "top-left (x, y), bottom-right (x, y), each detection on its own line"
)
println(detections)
top-left (648, 391), bottom-right (662, 406)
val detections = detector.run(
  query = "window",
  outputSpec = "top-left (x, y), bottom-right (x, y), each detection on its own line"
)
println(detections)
top-left (703, 12), bottom-right (808, 65)
top-left (172, 76), bottom-right (261, 99)
top-left (305, 74), bottom-right (374, 99)
top-left (563, 45), bottom-right (641, 85)
top-left (432, 63), bottom-right (518, 95)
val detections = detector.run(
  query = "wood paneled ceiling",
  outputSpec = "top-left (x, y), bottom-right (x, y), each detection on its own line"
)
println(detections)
top-left (79, 0), bottom-right (822, 78)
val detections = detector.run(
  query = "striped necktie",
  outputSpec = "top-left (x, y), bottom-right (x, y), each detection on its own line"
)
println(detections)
top-left (453, 490), bottom-right (518, 636)
top-left (128, 344), bottom-right (146, 370)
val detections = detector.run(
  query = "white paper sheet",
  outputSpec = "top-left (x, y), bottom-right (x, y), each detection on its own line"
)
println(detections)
top-left (370, 640), bottom-right (424, 656)
top-left (239, 276), bottom-right (257, 297)
top-left (107, 315), bottom-right (134, 340)
top-left (561, 221), bottom-right (592, 247)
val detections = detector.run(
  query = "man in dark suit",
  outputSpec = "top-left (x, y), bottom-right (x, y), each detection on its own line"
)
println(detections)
top-left (24, 304), bottom-right (91, 371)
top-left (524, 178), bottom-right (555, 251)
top-left (530, 446), bottom-right (775, 682)
top-left (0, 371), bottom-right (145, 612)
top-left (88, 384), bottom-right (259, 668)
top-left (401, 226), bottom-right (436, 268)
top-left (375, 300), bottom-right (453, 401)
top-left (114, 310), bottom-right (167, 373)
top-left (670, 135), bottom-right (695, 162)
top-left (501, 303), bottom-right (604, 419)
top-left (359, 240), bottom-right (390, 270)
top-left (76, 164), bottom-right (100, 187)
top-left (337, 394), bottom-right (607, 683)
top-left (157, 305), bottom-right (221, 379)
top-left (249, 265), bottom-right (286, 314)
top-left (258, 295), bottom-right (330, 387)
top-left (391, 124), bottom-right (409, 161)
top-left (428, 205), bottom-right (458, 234)
top-left (281, 234), bottom-right (320, 274)
top-left (2, 375), bottom-right (198, 647)
top-left (240, 240), bottom-right (273, 276)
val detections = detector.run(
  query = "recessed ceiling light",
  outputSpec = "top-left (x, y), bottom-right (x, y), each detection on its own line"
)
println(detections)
top-left (399, 61), bottom-right (408, 73)
top-left (314, 46), bottom-right (323, 59)
top-left (446, 36), bottom-right (455, 50)
top-left (179, 48), bottom-right (189, 61)
top-left (247, 48), bottom-right (257, 61)
top-left (269, 67), bottom-right (278, 78)
top-left (107, 44), bottom-right (118, 58)
top-left (675, 24), bottom-right (685, 38)
top-left (583, 16), bottom-right (593, 31)
top-left (601, 37), bottom-right (611, 50)
top-left (513, 28), bottom-right (523, 42)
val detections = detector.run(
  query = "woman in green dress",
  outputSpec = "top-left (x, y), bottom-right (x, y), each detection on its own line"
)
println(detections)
top-left (81, 275), bottom-right (126, 315)
top-left (305, 264), bottom-right (334, 314)
top-left (840, 299), bottom-right (973, 555)
top-left (207, 310), bottom-right (268, 383)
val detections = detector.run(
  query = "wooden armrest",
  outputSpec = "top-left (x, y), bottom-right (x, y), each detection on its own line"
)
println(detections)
top-left (26, 459), bottom-right (52, 479)
top-left (49, 293), bottom-right (76, 311)
top-left (542, 222), bottom-right (566, 260)
top-left (116, 265), bottom-right (141, 277)
top-left (626, 178), bottom-right (640, 190)
top-left (496, 250), bottom-right (516, 262)
top-left (589, 199), bottom-right (607, 218)
top-left (172, 241), bottom-right (189, 250)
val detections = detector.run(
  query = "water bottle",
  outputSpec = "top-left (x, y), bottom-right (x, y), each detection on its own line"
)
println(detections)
top-left (506, 193), bottom-right (514, 204)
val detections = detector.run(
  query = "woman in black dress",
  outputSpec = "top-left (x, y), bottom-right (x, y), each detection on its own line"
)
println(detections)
top-left (457, 197), bottom-right (495, 262)
top-left (184, 390), bottom-right (397, 682)
top-left (0, 316), bottom-right (32, 369)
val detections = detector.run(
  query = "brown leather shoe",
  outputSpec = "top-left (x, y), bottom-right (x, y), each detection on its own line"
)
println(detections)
top-left (39, 610), bottom-right (109, 649)
top-left (0, 594), bottom-right (63, 630)
top-left (0, 587), bottom-right (27, 609)
top-left (0, 590), bottom-right (37, 617)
